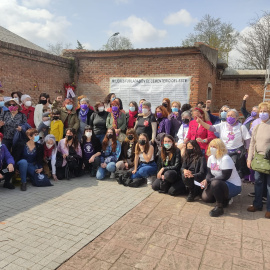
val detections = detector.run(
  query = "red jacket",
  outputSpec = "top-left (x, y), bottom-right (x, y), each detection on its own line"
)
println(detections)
top-left (186, 120), bottom-right (216, 151)
top-left (21, 105), bottom-right (35, 128)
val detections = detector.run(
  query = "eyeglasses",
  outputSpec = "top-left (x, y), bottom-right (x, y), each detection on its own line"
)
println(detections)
top-left (7, 104), bottom-right (17, 107)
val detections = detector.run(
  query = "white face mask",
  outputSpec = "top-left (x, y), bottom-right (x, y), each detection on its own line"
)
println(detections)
top-left (25, 101), bottom-right (32, 107)
top-left (85, 131), bottom-right (92, 138)
top-left (210, 147), bottom-right (217, 156)
top-left (142, 108), bottom-right (149, 114)
top-left (46, 144), bottom-right (53, 149)
top-left (98, 106), bottom-right (104, 112)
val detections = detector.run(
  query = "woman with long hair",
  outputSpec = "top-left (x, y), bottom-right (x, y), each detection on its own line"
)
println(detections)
top-left (162, 98), bottom-right (172, 114)
top-left (181, 140), bottom-right (207, 202)
top-left (126, 101), bottom-right (138, 129)
top-left (34, 93), bottom-right (52, 130)
top-left (104, 93), bottom-right (116, 111)
top-left (168, 101), bottom-right (182, 139)
top-left (96, 128), bottom-right (121, 180)
top-left (152, 135), bottom-right (181, 194)
top-left (155, 105), bottom-right (171, 135)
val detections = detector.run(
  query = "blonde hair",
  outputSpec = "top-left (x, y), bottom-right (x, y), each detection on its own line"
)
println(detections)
top-left (259, 102), bottom-right (270, 111)
top-left (171, 101), bottom-right (181, 108)
top-left (207, 138), bottom-right (227, 159)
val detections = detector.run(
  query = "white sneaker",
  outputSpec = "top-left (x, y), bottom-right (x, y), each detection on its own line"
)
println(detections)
top-left (147, 175), bottom-right (155, 185)
top-left (110, 172), bottom-right (116, 179)
top-left (229, 198), bottom-right (233, 205)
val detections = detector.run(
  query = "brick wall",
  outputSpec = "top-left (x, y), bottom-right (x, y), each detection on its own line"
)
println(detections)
top-left (0, 41), bottom-right (72, 105)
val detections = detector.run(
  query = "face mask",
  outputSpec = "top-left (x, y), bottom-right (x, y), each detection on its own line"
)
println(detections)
top-left (111, 97), bottom-right (116, 101)
top-left (127, 135), bottom-right (134, 140)
top-left (183, 119), bottom-right (189, 124)
top-left (80, 104), bottom-right (88, 110)
top-left (53, 116), bottom-right (59, 120)
top-left (172, 107), bottom-right (178, 113)
top-left (14, 98), bottom-right (19, 102)
top-left (259, 112), bottom-right (269, 121)
top-left (9, 105), bottom-right (18, 112)
top-left (251, 111), bottom-right (257, 117)
top-left (129, 107), bottom-right (135, 112)
top-left (98, 106), bottom-right (104, 112)
top-left (186, 149), bottom-right (194, 155)
top-left (220, 111), bottom-right (227, 120)
top-left (66, 104), bottom-right (73, 110)
top-left (162, 103), bottom-right (168, 108)
top-left (142, 108), bottom-right (149, 114)
top-left (139, 140), bottom-right (146, 146)
top-left (40, 99), bottom-right (47, 105)
top-left (25, 101), bottom-right (32, 107)
top-left (164, 143), bottom-right (172, 149)
top-left (0, 101), bottom-right (4, 107)
top-left (85, 131), bottom-right (92, 138)
top-left (34, 135), bottom-right (40, 142)
top-left (156, 112), bottom-right (163, 119)
top-left (210, 147), bottom-right (217, 156)
top-left (227, 116), bottom-right (236, 125)
top-left (46, 144), bottom-right (53, 149)
top-left (112, 106), bottom-right (118, 112)
top-left (66, 135), bottom-right (73, 141)
top-left (107, 133), bottom-right (113, 139)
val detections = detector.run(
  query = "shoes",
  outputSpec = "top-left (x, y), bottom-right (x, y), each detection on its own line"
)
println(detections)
top-left (20, 183), bottom-right (27, 191)
top-left (110, 172), bottom-right (116, 179)
top-left (263, 197), bottom-right (267, 204)
top-left (248, 192), bottom-right (255, 197)
top-left (186, 192), bottom-right (195, 202)
top-left (265, 211), bottom-right (270, 219)
top-left (90, 170), bottom-right (96, 177)
top-left (3, 182), bottom-right (15, 189)
top-left (146, 175), bottom-right (155, 185)
top-left (247, 205), bottom-right (262, 212)
top-left (117, 175), bottom-right (124, 185)
top-left (128, 178), bottom-right (146, 188)
top-left (209, 206), bottom-right (224, 217)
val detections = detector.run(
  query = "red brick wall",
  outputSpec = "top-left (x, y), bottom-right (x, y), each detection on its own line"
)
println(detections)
top-left (0, 41), bottom-right (72, 105)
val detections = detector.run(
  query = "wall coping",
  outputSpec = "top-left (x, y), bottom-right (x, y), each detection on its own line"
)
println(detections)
top-left (222, 68), bottom-right (266, 79)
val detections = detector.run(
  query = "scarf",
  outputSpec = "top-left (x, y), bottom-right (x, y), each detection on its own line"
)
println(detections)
top-left (138, 103), bottom-right (143, 114)
top-left (44, 144), bottom-right (54, 158)
top-left (243, 116), bottom-right (254, 126)
top-left (79, 107), bottom-right (89, 123)
top-left (111, 109), bottom-right (120, 129)
top-left (128, 110), bottom-right (138, 128)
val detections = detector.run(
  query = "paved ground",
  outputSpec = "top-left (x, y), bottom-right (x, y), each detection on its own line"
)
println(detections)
top-left (0, 176), bottom-right (153, 270)
top-left (59, 182), bottom-right (270, 270)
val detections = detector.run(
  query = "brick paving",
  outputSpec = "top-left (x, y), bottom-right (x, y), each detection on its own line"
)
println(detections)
top-left (0, 176), bottom-right (153, 270)
top-left (59, 182), bottom-right (270, 270)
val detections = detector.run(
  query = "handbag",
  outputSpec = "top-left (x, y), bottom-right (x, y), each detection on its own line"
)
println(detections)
top-left (251, 151), bottom-right (270, 174)
top-left (32, 173), bottom-right (53, 187)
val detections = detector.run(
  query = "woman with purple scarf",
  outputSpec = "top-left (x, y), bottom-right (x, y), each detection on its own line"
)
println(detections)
top-left (241, 94), bottom-right (259, 131)
top-left (168, 101), bottom-right (182, 139)
top-left (155, 105), bottom-right (171, 135)
top-left (76, 98), bottom-right (94, 140)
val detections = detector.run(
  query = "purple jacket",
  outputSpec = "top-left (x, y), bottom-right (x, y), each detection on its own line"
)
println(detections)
top-left (0, 144), bottom-right (15, 169)
top-left (157, 118), bottom-right (171, 135)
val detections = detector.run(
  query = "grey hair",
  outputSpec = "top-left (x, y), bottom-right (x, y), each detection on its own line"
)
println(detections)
top-left (220, 105), bottom-right (230, 110)
top-left (181, 110), bottom-right (191, 118)
top-left (80, 98), bottom-right (90, 104)
top-left (227, 109), bottom-right (239, 117)
top-left (252, 106), bottom-right (258, 110)
top-left (44, 134), bottom-right (56, 145)
top-left (142, 101), bottom-right (151, 108)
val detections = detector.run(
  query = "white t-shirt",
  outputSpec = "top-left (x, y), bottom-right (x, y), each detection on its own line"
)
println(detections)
top-left (207, 154), bottom-right (241, 186)
top-left (213, 122), bottom-right (250, 150)
top-left (177, 125), bottom-right (189, 144)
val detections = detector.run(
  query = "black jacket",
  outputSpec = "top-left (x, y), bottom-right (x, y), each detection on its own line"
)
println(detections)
top-left (76, 108), bottom-right (94, 125)
top-left (157, 148), bottom-right (181, 174)
top-left (181, 156), bottom-right (207, 181)
top-left (119, 141), bottom-right (136, 163)
top-left (12, 141), bottom-right (44, 168)
top-left (89, 111), bottom-right (109, 135)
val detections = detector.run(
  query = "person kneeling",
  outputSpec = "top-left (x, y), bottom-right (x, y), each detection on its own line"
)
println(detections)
top-left (201, 139), bottom-right (242, 217)
top-left (152, 135), bottom-right (182, 194)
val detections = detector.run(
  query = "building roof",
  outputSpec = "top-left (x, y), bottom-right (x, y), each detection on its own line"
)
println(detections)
top-left (0, 25), bottom-right (48, 53)
top-left (222, 68), bottom-right (266, 78)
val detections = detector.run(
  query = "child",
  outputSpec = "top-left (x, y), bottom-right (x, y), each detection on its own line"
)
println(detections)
top-left (50, 109), bottom-right (64, 142)
top-left (37, 105), bottom-right (51, 137)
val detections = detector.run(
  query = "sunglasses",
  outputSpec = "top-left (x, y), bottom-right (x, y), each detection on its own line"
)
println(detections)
top-left (7, 104), bottom-right (17, 107)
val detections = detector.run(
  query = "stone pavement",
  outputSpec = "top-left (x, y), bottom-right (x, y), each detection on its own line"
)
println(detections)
top-left (59, 182), bottom-right (270, 270)
top-left (0, 176), bottom-right (153, 270)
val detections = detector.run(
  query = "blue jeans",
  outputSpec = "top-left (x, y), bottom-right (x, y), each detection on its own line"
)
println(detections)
top-left (131, 162), bottom-right (157, 179)
top-left (17, 160), bottom-right (37, 183)
top-left (225, 181), bottom-right (242, 199)
top-left (253, 171), bottom-right (270, 211)
top-left (96, 134), bottom-right (105, 144)
top-left (96, 162), bottom-right (116, 180)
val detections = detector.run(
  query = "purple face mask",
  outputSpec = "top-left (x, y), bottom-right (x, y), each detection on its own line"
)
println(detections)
top-left (80, 104), bottom-right (88, 110)
top-left (259, 112), bottom-right (269, 121)
top-left (251, 111), bottom-right (257, 117)
top-left (112, 106), bottom-right (119, 112)
top-left (156, 112), bottom-right (163, 119)
top-left (227, 116), bottom-right (236, 125)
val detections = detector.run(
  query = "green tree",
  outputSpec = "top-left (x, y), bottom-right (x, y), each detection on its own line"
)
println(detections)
top-left (102, 35), bottom-right (133, 50)
top-left (182, 14), bottom-right (238, 63)
top-left (76, 40), bottom-right (85, 50)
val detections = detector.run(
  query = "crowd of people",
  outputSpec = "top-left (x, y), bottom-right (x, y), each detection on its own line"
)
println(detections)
top-left (0, 91), bottom-right (269, 218)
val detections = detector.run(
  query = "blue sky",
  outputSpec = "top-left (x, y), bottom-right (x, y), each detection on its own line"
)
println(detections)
top-left (1, 0), bottom-right (269, 53)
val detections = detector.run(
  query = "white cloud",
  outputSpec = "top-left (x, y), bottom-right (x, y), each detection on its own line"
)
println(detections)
top-left (0, 0), bottom-right (70, 47)
top-left (82, 42), bottom-right (92, 50)
top-left (21, 0), bottom-right (51, 8)
top-left (164, 9), bottom-right (197, 26)
top-left (111, 15), bottom-right (167, 44)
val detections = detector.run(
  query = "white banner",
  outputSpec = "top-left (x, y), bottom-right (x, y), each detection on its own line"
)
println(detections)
top-left (110, 77), bottom-right (191, 112)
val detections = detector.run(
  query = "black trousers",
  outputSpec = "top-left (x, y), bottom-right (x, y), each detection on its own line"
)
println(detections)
top-left (83, 156), bottom-right (100, 172)
top-left (1, 171), bottom-right (14, 184)
top-left (3, 139), bottom-right (13, 152)
top-left (202, 179), bottom-right (229, 204)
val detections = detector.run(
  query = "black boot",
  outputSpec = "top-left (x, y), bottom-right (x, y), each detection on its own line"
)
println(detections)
top-left (187, 191), bottom-right (195, 202)
top-left (209, 203), bottom-right (224, 217)
top-left (90, 169), bottom-right (96, 177)
top-left (20, 183), bottom-right (27, 191)
top-left (128, 178), bottom-right (146, 188)
top-left (117, 175), bottom-right (124, 185)
top-left (3, 182), bottom-right (15, 189)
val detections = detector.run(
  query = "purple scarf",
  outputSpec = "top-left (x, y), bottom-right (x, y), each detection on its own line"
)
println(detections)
top-left (79, 107), bottom-right (89, 123)
top-left (243, 116), bottom-right (254, 126)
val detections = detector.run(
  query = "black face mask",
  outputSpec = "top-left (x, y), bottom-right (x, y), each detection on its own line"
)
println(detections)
top-left (183, 119), bottom-right (190, 124)
top-left (107, 134), bottom-right (113, 139)
top-left (53, 116), bottom-right (59, 120)
top-left (162, 103), bottom-right (168, 108)
top-left (186, 149), bottom-right (194, 155)
top-left (139, 140), bottom-right (146, 146)
top-left (40, 99), bottom-right (47, 105)
top-left (127, 135), bottom-right (134, 141)
top-left (66, 135), bottom-right (73, 141)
